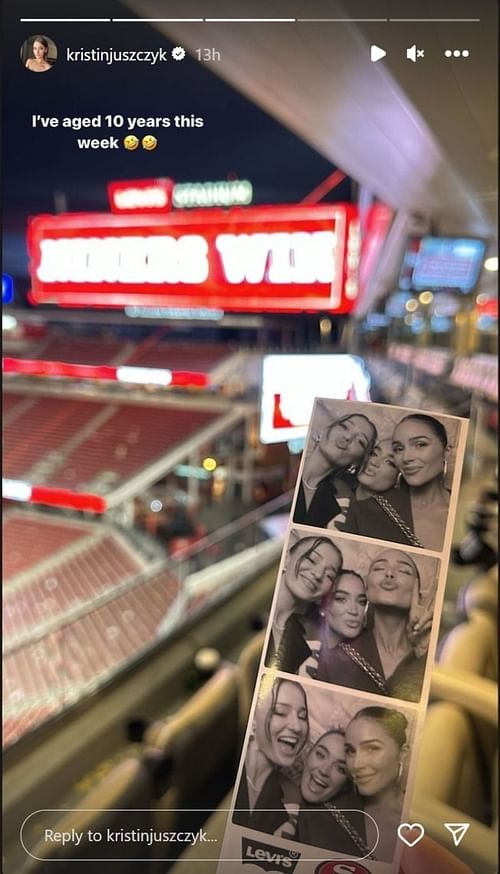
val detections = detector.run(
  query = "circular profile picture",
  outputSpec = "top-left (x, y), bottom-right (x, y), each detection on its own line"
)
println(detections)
top-left (21, 35), bottom-right (57, 72)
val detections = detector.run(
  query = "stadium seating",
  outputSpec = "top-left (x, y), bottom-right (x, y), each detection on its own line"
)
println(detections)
top-left (30, 335), bottom-right (129, 366)
top-left (3, 392), bottom-right (34, 418)
top-left (3, 568), bottom-right (183, 747)
top-left (460, 566), bottom-right (498, 620)
top-left (3, 512), bottom-right (92, 582)
top-left (411, 667), bottom-right (497, 874)
top-left (12, 333), bottom-right (234, 374)
top-left (124, 340), bottom-right (233, 372)
top-left (4, 533), bottom-right (145, 645)
top-left (3, 392), bottom-right (225, 493)
top-left (3, 396), bottom-right (107, 480)
top-left (144, 664), bottom-right (240, 834)
top-left (18, 757), bottom-right (154, 873)
top-left (438, 606), bottom-right (497, 682)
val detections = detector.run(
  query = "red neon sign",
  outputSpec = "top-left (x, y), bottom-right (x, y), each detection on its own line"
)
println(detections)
top-left (27, 204), bottom-right (359, 313)
top-left (107, 177), bottom-right (174, 214)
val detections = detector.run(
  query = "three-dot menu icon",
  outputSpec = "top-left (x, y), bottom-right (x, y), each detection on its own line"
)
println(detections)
top-left (444, 49), bottom-right (470, 58)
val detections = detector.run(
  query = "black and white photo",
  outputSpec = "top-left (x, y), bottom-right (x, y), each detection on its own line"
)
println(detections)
top-left (293, 403), bottom-right (379, 530)
top-left (265, 530), bottom-right (439, 703)
top-left (232, 676), bottom-right (308, 836)
top-left (293, 399), bottom-right (462, 553)
top-left (221, 398), bottom-right (468, 874)
top-left (264, 530), bottom-right (344, 676)
top-left (233, 677), bottom-right (415, 864)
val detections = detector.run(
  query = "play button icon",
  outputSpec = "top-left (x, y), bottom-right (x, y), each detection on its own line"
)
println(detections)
top-left (371, 45), bottom-right (387, 62)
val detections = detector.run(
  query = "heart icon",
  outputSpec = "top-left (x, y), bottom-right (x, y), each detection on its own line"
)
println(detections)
top-left (397, 823), bottom-right (425, 847)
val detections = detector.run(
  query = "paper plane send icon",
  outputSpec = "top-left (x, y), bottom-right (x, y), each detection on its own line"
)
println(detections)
top-left (371, 45), bottom-right (387, 62)
top-left (444, 823), bottom-right (470, 847)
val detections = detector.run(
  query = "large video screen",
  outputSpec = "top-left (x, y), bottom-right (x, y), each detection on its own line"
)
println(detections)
top-left (399, 236), bottom-right (486, 293)
top-left (260, 354), bottom-right (371, 444)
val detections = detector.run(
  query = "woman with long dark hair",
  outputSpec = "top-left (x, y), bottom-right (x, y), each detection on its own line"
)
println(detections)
top-left (343, 414), bottom-right (451, 551)
top-left (345, 706), bottom-right (409, 862)
top-left (391, 414), bottom-right (451, 550)
top-left (299, 570), bottom-right (368, 679)
top-left (25, 35), bottom-right (52, 72)
top-left (297, 728), bottom-right (370, 856)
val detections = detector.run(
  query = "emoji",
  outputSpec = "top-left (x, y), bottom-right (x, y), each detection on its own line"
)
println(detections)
top-left (142, 135), bottom-right (158, 151)
top-left (123, 135), bottom-right (139, 150)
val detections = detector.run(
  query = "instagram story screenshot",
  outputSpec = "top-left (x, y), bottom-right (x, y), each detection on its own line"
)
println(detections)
top-left (1, 1), bottom-right (498, 874)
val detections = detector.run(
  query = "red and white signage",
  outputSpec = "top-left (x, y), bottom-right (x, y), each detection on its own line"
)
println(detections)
top-left (2, 357), bottom-right (209, 388)
top-left (27, 204), bottom-right (359, 313)
top-left (3, 478), bottom-right (106, 513)
top-left (107, 178), bottom-right (174, 214)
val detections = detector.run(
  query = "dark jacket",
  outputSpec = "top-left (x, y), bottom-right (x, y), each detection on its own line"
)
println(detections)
top-left (232, 765), bottom-right (301, 834)
top-left (265, 613), bottom-right (312, 675)
top-left (294, 473), bottom-right (355, 529)
top-left (297, 786), bottom-right (367, 855)
top-left (340, 483), bottom-right (417, 546)
top-left (316, 627), bottom-right (425, 703)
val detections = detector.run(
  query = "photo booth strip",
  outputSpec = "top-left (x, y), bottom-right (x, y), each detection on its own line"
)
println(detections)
top-left (217, 399), bottom-right (468, 874)
top-left (264, 531), bottom-right (441, 703)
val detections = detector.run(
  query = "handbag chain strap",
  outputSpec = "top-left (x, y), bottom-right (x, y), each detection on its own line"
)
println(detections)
top-left (373, 495), bottom-right (424, 548)
top-left (340, 643), bottom-right (388, 693)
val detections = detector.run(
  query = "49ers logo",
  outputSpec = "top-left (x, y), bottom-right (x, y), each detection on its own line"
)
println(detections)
top-left (314, 862), bottom-right (372, 874)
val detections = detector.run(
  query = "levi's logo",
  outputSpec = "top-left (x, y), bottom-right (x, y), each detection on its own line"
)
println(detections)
top-left (242, 837), bottom-right (300, 872)
top-left (314, 862), bottom-right (372, 874)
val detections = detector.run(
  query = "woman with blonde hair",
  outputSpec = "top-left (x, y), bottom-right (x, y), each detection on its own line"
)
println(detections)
top-left (294, 412), bottom-right (377, 529)
top-left (316, 548), bottom-right (432, 702)
top-left (233, 678), bottom-right (309, 835)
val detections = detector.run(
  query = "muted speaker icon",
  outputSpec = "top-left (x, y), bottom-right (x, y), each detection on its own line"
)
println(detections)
top-left (406, 44), bottom-right (425, 62)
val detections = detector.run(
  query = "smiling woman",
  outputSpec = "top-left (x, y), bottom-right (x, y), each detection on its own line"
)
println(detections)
top-left (296, 728), bottom-right (371, 856)
top-left (265, 532), bottom-right (438, 702)
top-left (341, 415), bottom-right (456, 550)
top-left (300, 729), bottom-right (348, 804)
top-left (265, 532), bottom-right (343, 674)
top-left (390, 414), bottom-right (451, 550)
top-left (232, 678), bottom-right (308, 834)
top-left (345, 706), bottom-right (409, 861)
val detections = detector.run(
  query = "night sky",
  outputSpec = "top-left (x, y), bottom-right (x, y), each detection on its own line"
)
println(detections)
top-left (2, 0), bottom-right (351, 287)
